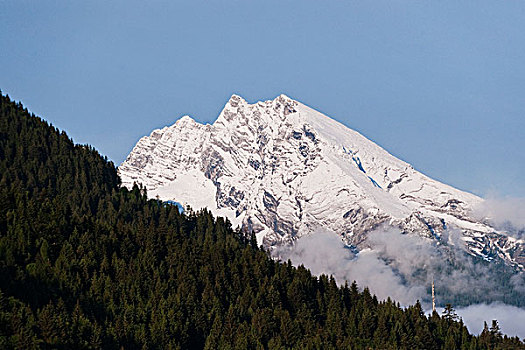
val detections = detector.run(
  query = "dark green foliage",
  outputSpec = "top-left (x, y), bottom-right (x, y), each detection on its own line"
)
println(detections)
top-left (1, 92), bottom-right (524, 349)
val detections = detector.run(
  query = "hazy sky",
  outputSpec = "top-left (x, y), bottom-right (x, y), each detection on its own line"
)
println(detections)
top-left (1, 1), bottom-right (524, 196)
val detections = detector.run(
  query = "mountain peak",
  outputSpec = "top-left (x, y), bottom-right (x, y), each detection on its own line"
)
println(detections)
top-left (227, 94), bottom-right (247, 107)
top-left (118, 94), bottom-right (524, 270)
top-left (215, 93), bottom-right (299, 127)
top-left (273, 93), bottom-right (293, 102)
top-left (226, 93), bottom-right (298, 110)
top-left (176, 115), bottom-right (195, 125)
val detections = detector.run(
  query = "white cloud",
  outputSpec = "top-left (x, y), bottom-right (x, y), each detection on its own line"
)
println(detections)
top-left (474, 195), bottom-right (525, 234)
top-left (456, 303), bottom-right (525, 339)
top-left (274, 228), bottom-right (426, 306)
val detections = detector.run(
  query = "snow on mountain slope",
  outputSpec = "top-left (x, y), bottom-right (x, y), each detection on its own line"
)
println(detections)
top-left (118, 94), bottom-right (525, 269)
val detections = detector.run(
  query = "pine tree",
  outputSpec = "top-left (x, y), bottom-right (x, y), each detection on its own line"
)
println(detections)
top-left (442, 303), bottom-right (458, 323)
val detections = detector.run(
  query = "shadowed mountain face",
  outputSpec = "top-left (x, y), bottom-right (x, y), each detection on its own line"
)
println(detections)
top-left (119, 94), bottom-right (525, 270)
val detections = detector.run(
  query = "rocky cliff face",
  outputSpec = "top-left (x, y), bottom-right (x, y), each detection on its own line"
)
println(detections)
top-left (119, 94), bottom-right (525, 270)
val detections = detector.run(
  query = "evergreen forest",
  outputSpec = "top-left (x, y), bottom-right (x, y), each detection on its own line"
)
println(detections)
top-left (1, 92), bottom-right (524, 349)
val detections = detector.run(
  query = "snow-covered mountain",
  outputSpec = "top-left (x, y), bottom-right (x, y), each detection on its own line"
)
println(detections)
top-left (119, 94), bottom-right (525, 270)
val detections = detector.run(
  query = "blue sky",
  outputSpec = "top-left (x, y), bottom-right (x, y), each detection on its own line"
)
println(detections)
top-left (1, 1), bottom-right (524, 196)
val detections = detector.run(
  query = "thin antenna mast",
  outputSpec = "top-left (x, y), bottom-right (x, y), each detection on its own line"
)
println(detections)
top-left (431, 277), bottom-right (436, 313)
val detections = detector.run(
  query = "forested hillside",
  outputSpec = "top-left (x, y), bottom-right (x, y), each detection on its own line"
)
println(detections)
top-left (0, 92), bottom-right (523, 349)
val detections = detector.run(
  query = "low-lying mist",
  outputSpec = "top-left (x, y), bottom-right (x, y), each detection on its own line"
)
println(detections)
top-left (273, 226), bottom-right (525, 338)
top-left (456, 303), bottom-right (525, 339)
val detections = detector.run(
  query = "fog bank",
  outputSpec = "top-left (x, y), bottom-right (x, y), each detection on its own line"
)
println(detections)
top-left (456, 303), bottom-right (525, 339)
top-left (274, 228), bottom-right (525, 338)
